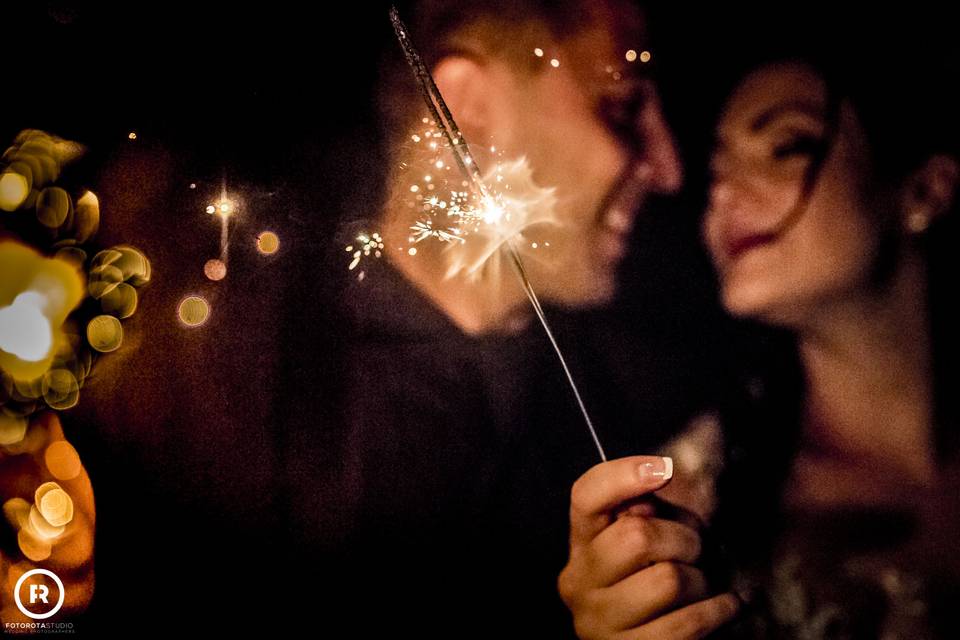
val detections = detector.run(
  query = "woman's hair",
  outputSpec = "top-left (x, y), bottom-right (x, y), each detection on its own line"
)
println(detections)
top-left (710, 5), bottom-right (960, 457)
top-left (708, 8), bottom-right (960, 578)
top-left (712, 8), bottom-right (959, 175)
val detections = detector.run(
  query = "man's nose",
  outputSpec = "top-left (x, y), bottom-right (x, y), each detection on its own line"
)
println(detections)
top-left (634, 93), bottom-right (683, 194)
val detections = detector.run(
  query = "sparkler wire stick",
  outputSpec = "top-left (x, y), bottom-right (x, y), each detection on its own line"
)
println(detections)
top-left (389, 6), bottom-right (608, 462)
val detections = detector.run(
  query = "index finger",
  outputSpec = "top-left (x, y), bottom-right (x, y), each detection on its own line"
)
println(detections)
top-left (569, 455), bottom-right (673, 548)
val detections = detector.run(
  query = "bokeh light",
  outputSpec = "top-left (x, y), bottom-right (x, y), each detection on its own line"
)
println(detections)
top-left (0, 171), bottom-right (30, 211)
top-left (178, 295), bottom-right (210, 327)
top-left (0, 413), bottom-right (28, 446)
top-left (204, 259), bottom-right (227, 281)
top-left (256, 231), bottom-right (279, 255)
top-left (37, 483), bottom-right (74, 528)
top-left (18, 528), bottom-right (51, 562)
top-left (45, 440), bottom-right (83, 481)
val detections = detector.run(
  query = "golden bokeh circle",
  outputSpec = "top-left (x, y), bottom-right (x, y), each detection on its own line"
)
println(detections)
top-left (177, 295), bottom-right (210, 327)
top-left (257, 231), bottom-right (280, 255)
top-left (86, 315), bottom-right (123, 353)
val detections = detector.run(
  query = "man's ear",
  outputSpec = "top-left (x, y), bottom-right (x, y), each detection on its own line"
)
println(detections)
top-left (901, 154), bottom-right (960, 234)
top-left (431, 56), bottom-right (498, 142)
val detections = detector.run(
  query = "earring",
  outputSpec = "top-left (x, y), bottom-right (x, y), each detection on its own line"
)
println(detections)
top-left (907, 212), bottom-right (930, 234)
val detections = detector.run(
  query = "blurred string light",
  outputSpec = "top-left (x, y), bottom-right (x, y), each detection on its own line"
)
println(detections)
top-left (3, 480), bottom-right (76, 562)
top-left (203, 178), bottom-right (238, 282)
top-left (623, 49), bottom-right (651, 63)
top-left (192, 181), bottom-right (282, 327)
top-left (0, 129), bottom-right (150, 426)
top-left (204, 258), bottom-right (227, 281)
top-left (0, 413), bottom-right (28, 446)
top-left (0, 242), bottom-right (83, 383)
top-left (256, 231), bottom-right (279, 255)
top-left (0, 172), bottom-right (30, 211)
top-left (178, 295), bottom-right (210, 327)
top-left (44, 439), bottom-right (83, 481)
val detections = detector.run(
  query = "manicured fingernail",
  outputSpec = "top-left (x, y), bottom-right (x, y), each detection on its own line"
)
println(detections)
top-left (638, 456), bottom-right (673, 483)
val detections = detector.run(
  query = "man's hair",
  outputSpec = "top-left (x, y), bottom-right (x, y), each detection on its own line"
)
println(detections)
top-left (376, 0), bottom-right (636, 156)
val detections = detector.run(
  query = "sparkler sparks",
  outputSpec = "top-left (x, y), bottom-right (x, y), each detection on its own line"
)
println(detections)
top-left (346, 232), bottom-right (384, 271)
top-left (410, 219), bottom-right (464, 244)
top-left (438, 157), bottom-right (558, 281)
top-left (388, 6), bottom-right (607, 461)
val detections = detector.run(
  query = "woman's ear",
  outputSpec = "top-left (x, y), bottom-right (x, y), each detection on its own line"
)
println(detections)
top-left (901, 154), bottom-right (960, 234)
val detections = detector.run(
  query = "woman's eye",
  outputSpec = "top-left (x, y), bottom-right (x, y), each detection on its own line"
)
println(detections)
top-left (772, 135), bottom-right (826, 160)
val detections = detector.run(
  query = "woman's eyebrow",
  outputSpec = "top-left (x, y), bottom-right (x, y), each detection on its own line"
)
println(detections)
top-left (751, 100), bottom-right (826, 132)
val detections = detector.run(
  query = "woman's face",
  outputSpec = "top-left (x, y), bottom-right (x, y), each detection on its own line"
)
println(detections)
top-left (703, 62), bottom-right (887, 327)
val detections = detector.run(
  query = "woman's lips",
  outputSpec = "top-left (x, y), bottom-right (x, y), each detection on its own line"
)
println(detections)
top-left (723, 231), bottom-right (778, 261)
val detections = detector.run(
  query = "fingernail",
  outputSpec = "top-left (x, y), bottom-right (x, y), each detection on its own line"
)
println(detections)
top-left (638, 456), bottom-right (673, 483)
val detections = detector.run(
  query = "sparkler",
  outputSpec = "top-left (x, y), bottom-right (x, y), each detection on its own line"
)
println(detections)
top-left (389, 6), bottom-right (607, 462)
top-left (205, 176), bottom-right (236, 278)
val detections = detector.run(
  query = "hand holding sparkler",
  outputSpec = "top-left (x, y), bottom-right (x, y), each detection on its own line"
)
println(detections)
top-left (558, 455), bottom-right (741, 640)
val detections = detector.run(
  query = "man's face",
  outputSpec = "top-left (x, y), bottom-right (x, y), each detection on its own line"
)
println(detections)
top-left (498, 9), bottom-right (683, 308)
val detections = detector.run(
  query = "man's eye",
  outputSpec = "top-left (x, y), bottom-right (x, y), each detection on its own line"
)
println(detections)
top-left (600, 98), bottom-right (636, 126)
top-left (599, 95), bottom-right (646, 146)
top-left (772, 136), bottom-right (826, 160)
